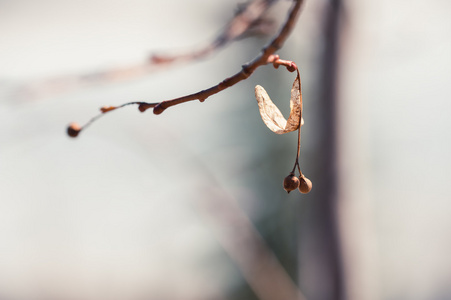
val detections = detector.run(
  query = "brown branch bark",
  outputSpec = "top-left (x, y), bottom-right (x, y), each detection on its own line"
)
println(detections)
top-left (16, 0), bottom-right (276, 103)
top-left (150, 0), bottom-right (278, 65)
top-left (68, 0), bottom-right (305, 137)
top-left (142, 0), bottom-right (303, 115)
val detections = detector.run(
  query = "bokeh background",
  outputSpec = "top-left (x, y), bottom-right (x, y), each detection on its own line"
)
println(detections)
top-left (1, 1), bottom-right (450, 300)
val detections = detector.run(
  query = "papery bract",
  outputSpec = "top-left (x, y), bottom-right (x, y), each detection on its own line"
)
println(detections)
top-left (255, 72), bottom-right (302, 134)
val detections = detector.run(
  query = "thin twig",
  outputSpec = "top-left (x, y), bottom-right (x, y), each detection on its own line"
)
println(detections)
top-left (150, 0), bottom-right (278, 65)
top-left (142, 0), bottom-right (303, 115)
top-left (290, 69), bottom-right (303, 175)
top-left (16, 0), bottom-right (277, 103)
top-left (68, 0), bottom-right (304, 137)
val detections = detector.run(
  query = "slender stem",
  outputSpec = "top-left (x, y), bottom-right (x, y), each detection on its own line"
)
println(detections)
top-left (296, 127), bottom-right (302, 176)
top-left (77, 101), bottom-right (154, 133)
top-left (149, 0), bottom-right (303, 115)
top-left (150, 0), bottom-right (278, 65)
top-left (291, 69), bottom-right (302, 176)
top-left (68, 0), bottom-right (304, 136)
top-left (291, 160), bottom-right (298, 174)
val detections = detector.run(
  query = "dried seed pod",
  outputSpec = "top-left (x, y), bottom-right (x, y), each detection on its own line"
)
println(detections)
top-left (67, 122), bottom-right (81, 138)
top-left (283, 173), bottom-right (300, 193)
top-left (298, 175), bottom-right (312, 194)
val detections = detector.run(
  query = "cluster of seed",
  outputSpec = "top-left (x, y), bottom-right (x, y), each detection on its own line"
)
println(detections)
top-left (283, 172), bottom-right (312, 194)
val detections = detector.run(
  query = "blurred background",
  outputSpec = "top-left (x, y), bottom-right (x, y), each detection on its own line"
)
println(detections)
top-left (1, 0), bottom-right (451, 300)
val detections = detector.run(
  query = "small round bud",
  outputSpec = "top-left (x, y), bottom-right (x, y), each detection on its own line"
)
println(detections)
top-left (153, 103), bottom-right (165, 115)
top-left (286, 62), bottom-right (297, 72)
top-left (298, 175), bottom-right (312, 194)
top-left (283, 173), bottom-right (300, 193)
top-left (138, 103), bottom-right (152, 112)
top-left (67, 122), bottom-right (81, 138)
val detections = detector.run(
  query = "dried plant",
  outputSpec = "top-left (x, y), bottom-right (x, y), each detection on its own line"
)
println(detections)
top-left (256, 68), bottom-right (312, 193)
top-left (67, 0), bottom-right (311, 193)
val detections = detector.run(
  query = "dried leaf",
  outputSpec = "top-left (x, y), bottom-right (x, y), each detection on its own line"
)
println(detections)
top-left (255, 73), bottom-right (302, 134)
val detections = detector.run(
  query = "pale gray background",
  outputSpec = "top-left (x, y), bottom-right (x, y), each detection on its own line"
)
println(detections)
top-left (1, 1), bottom-right (451, 300)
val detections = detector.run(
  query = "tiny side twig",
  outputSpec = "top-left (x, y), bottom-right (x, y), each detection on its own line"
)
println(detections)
top-left (68, 0), bottom-right (304, 137)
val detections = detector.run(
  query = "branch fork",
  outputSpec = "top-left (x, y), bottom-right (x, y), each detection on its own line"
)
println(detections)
top-left (67, 0), bottom-right (303, 138)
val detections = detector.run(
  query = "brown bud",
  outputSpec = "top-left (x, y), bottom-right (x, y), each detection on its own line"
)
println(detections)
top-left (100, 106), bottom-right (117, 113)
top-left (67, 122), bottom-right (81, 138)
top-left (298, 175), bottom-right (312, 194)
top-left (283, 173), bottom-right (300, 193)
top-left (138, 103), bottom-right (152, 112)
top-left (153, 103), bottom-right (165, 115)
top-left (286, 62), bottom-right (297, 72)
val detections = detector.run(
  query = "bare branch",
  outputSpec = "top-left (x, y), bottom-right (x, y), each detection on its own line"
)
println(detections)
top-left (15, 0), bottom-right (276, 102)
top-left (68, 0), bottom-right (304, 137)
top-left (137, 0), bottom-right (303, 115)
top-left (150, 0), bottom-right (278, 65)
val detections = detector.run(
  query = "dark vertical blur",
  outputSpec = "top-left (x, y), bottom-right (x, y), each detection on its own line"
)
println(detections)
top-left (298, 0), bottom-right (344, 299)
